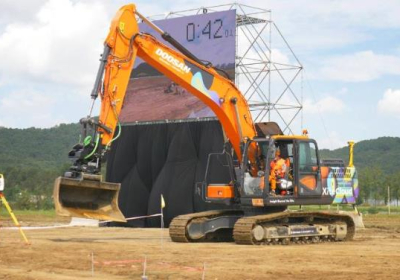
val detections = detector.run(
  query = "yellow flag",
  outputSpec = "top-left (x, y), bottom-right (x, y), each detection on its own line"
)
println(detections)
top-left (161, 194), bottom-right (166, 209)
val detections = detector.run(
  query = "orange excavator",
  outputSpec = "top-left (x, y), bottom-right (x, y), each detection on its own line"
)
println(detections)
top-left (54, 4), bottom-right (360, 245)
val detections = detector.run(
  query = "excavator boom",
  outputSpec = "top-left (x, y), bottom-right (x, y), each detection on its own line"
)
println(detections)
top-left (99, 5), bottom-right (256, 158)
top-left (54, 4), bottom-right (257, 221)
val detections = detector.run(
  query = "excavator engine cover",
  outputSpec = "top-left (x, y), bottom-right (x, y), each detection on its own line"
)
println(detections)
top-left (53, 174), bottom-right (126, 222)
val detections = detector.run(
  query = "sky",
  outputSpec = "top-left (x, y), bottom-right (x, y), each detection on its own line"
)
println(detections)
top-left (0, 0), bottom-right (399, 149)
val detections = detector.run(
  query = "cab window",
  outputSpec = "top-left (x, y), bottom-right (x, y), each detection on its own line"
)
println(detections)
top-left (299, 142), bottom-right (318, 171)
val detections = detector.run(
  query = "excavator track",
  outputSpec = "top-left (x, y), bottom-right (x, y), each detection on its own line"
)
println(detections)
top-left (169, 210), bottom-right (244, 242)
top-left (233, 211), bottom-right (355, 245)
top-left (170, 210), bottom-right (355, 245)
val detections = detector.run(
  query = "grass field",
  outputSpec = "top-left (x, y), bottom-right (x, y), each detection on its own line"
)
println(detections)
top-left (1, 206), bottom-right (400, 230)
top-left (0, 209), bottom-right (69, 226)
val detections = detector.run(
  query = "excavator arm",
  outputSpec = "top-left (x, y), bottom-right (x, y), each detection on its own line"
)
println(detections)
top-left (54, 4), bottom-right (258, 222)
top-left (97, 4), bottom-right (256, 159)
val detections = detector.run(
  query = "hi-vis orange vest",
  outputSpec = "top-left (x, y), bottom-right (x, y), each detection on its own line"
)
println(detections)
top-left (270, 158), bottom-right (288, 178)
top-left (259, 158), bottom-right (290, 190)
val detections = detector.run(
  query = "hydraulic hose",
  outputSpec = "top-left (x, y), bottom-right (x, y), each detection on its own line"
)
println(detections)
top-left (84, 134), bottom-right (100, 160)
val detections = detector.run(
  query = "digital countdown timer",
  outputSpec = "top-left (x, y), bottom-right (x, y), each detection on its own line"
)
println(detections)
top-left (135, 9), bottom-right (236, 69)
top-left (186, 19), bottom-right (235, 41)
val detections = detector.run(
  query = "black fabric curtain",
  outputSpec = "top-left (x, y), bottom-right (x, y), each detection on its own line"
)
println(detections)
top-left (106, 120), bottom-right (232, 227)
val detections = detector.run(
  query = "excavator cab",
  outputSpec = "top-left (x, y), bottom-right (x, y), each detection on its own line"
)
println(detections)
top-left (201, 135), bottom-right (330, 207)
top-left (236, 135), bottom-right (359, 208)
top-left (240, 137), bottom-right (322, 200)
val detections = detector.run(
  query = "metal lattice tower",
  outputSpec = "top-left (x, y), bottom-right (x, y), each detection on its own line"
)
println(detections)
top-left (147, 3), bottom-right (303, 134)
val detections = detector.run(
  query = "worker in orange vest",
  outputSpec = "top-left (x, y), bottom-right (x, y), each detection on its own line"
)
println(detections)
top-left (269, 149), bottom-right (289, 196)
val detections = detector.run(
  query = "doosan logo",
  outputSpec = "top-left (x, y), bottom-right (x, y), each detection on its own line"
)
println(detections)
top-left (155, 48), bottom-right (191, 74)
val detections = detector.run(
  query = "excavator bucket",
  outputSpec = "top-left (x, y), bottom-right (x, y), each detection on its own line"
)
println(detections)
top-left (53, 174), bottom-right (126, 222)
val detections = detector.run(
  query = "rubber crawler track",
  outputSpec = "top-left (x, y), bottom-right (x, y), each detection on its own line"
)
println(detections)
top-left (170, 210), bottom-right (355, 245)
top-left (233, 211), bottom-right (355, 245)
top-left (169, 210), bottom-right (243, 242)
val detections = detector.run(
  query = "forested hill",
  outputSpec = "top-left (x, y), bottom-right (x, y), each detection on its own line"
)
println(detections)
top-left (319, 137), bottom-right (400, 174)
top-left (0, 123), bottom-right (80, 169)
top-left (0, 123), bottom-right (399, 208)
top-left (0, 124), bottom-right (399, 172)
top-left (0, 123), bottom-right (80, 209)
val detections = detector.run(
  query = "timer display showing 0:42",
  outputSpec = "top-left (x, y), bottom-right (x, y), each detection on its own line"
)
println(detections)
top-left (186, 19), bottom-right (234, 41)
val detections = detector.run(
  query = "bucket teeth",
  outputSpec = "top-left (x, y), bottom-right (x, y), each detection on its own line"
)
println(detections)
top-left (53, 176), bottom-right (126, 222)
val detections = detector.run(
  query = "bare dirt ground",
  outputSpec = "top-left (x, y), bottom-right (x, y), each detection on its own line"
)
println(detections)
top-left (0, 214), bottom-right (400, 280)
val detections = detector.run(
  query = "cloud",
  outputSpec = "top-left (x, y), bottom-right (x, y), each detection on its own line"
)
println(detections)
top-left (0, 0), bottom-right (110, 87)
top-left (267, 0), bottom-right (400, 29)
top-left (303, 96), bottom-right (345, 115)
top-left (378, 89), bottom-right (400, 118)
top-left (318, 51), bottom-right (400, 82)
top-left (0, 0), bottom-right (47, 27)
top-left (0, 0), bottom-right (186, 129)
top-left (0, 0), bottom-right (114, 128)
top-left (271, 49), bottom-right (291, 65)
top-left (317, 131), bottom-right (348, 150)
top-left (0, 91), bottom-right (62, 128)
top-left (259, 0), bottom-right (400, 52)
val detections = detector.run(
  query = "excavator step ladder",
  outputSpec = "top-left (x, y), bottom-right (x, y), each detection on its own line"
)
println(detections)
top-left (0, 174), bottom-right (30, 245)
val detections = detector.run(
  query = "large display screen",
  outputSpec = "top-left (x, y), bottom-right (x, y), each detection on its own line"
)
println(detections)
top-left (119, 10), bottom-right (236, 123)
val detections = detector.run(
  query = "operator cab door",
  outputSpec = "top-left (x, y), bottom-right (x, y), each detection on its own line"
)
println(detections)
top-left (295, 140), bottom-right (322, 197)
top-left (240, 139), bottom-right (269, 197)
